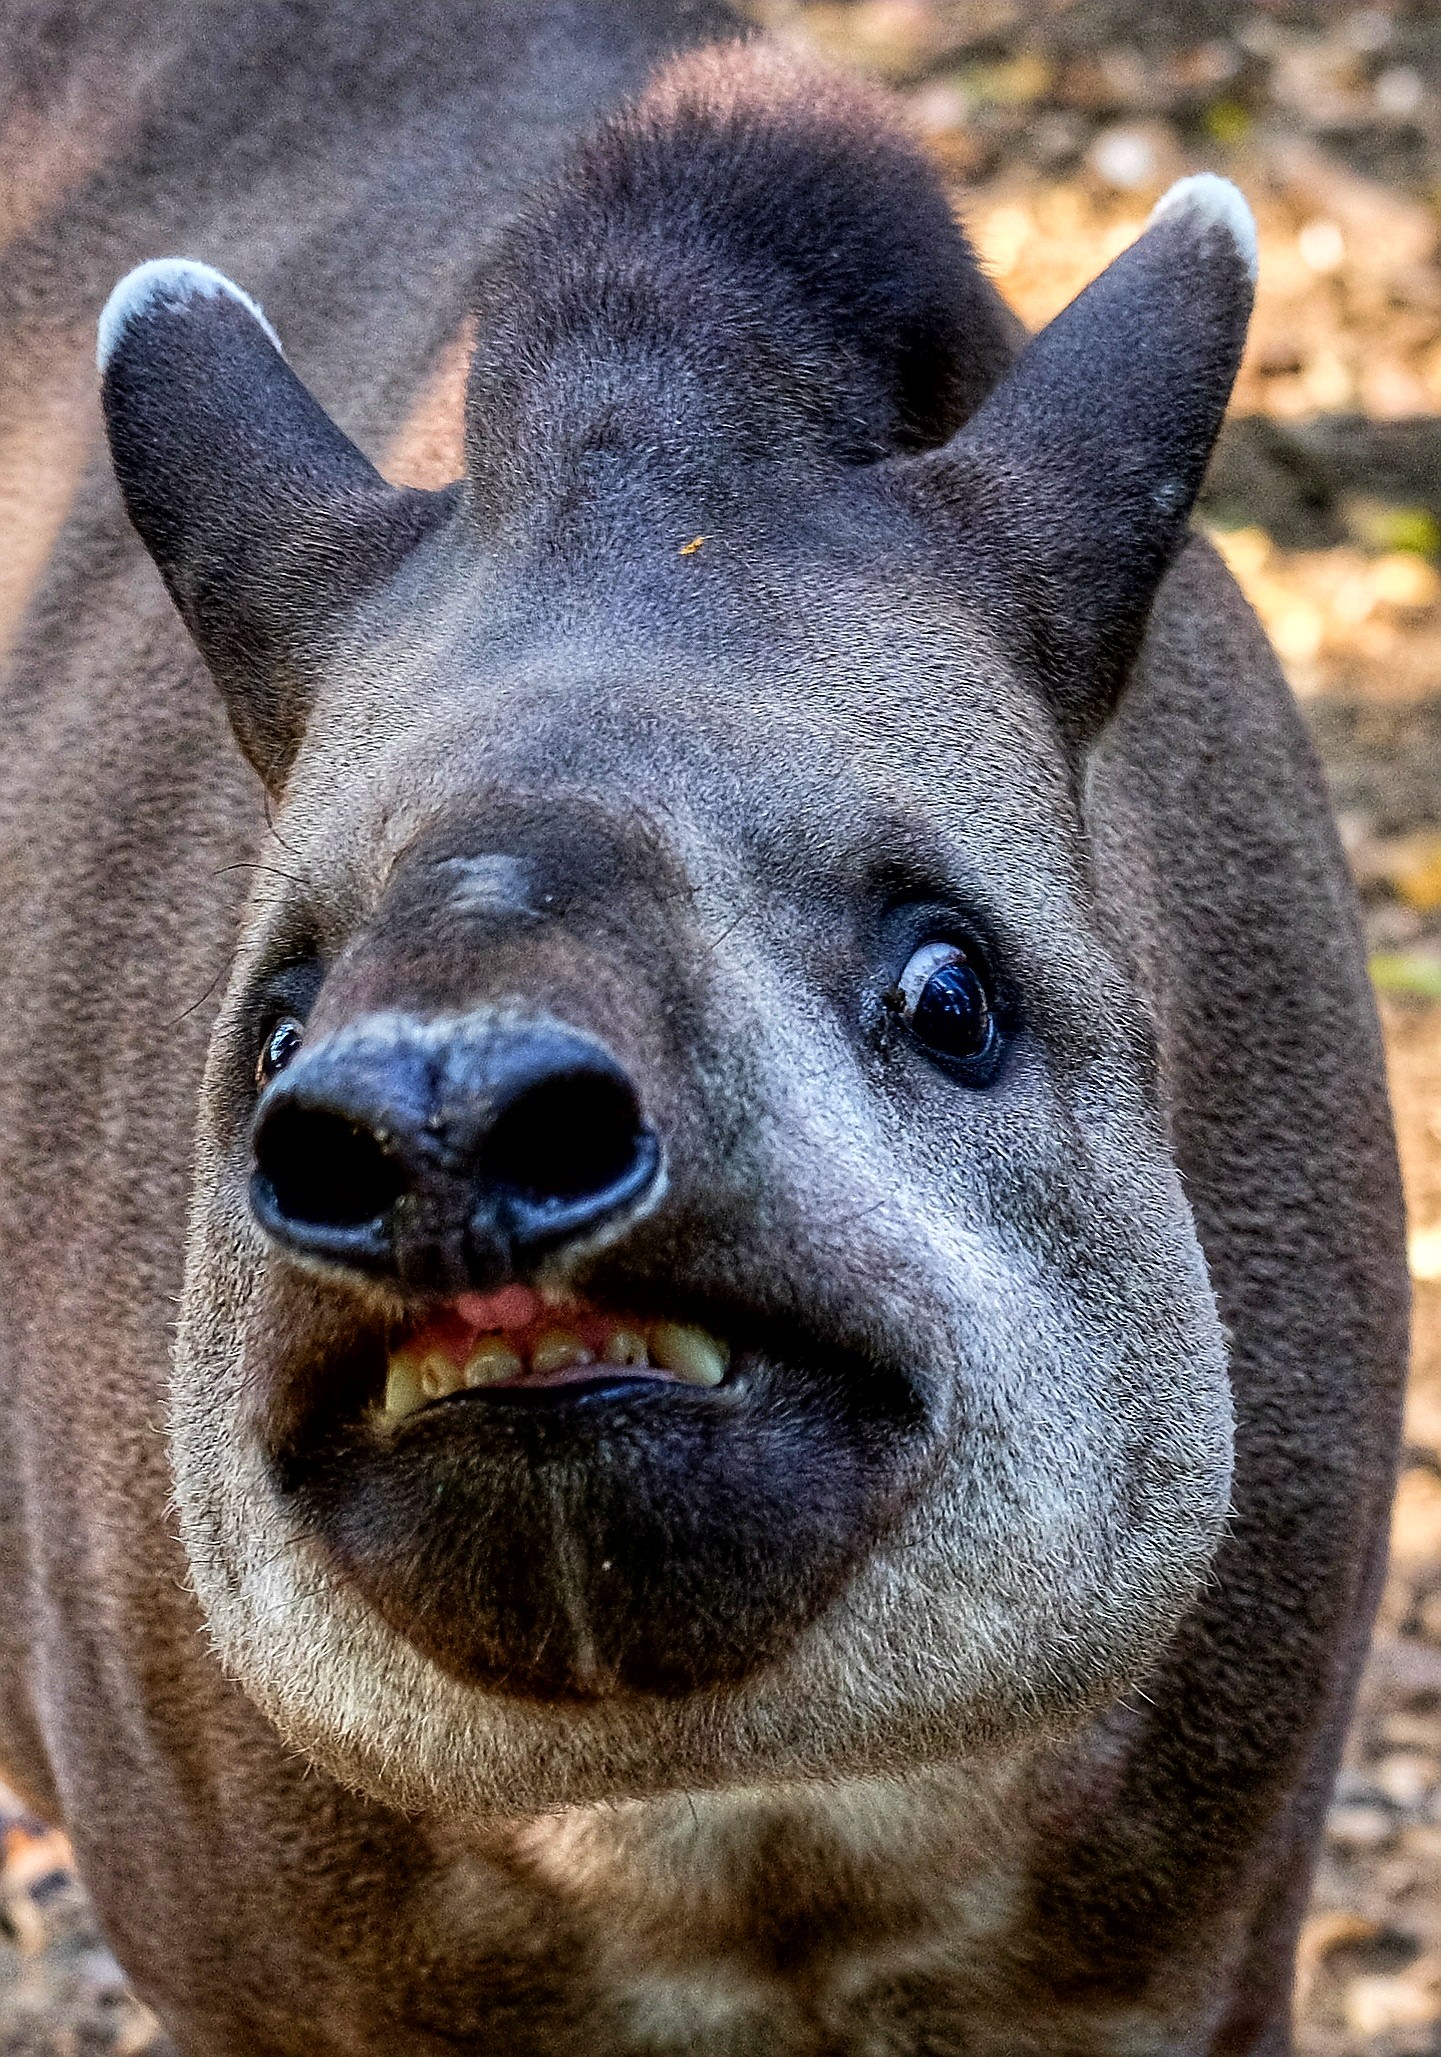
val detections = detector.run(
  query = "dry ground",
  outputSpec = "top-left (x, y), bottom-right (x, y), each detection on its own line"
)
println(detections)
top-left (8, 2), bottom-right (1441, 2050)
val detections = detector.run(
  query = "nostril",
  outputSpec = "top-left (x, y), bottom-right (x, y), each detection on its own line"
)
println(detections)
top-left (479, 1069), bottom-right (649, 1208)
top-left (254, 1101), bottom-right (408, 1231)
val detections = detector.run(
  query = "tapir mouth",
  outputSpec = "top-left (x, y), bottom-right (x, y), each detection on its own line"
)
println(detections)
top-left (380, 1282), bottom-right (731, 1417)
top-left (256, 1266), bottom-right (929, 1701)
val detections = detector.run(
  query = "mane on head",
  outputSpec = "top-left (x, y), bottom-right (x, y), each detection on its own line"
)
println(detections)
top-left (463, 42), bottom-right (1018, 528)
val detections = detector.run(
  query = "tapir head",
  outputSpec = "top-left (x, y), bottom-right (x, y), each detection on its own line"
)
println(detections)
top-left (99, 51), bottom-right (1251, 1814)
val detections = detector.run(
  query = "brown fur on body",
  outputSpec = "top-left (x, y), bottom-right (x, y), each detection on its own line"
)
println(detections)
top-left (0, 6), bottom-right (1406, 2053)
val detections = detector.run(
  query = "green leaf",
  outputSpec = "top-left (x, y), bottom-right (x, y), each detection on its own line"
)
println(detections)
top-left (1370, 950), bottom-right (1441, 998)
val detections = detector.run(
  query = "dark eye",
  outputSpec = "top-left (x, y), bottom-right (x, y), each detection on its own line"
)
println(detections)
top-left (257, 1017), bottom-right (304, 1088)
top-left (895, 941), bottom-right (998, 1074)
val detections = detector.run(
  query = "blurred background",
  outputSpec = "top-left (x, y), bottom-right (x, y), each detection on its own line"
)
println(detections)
top-left (7, 2), bottom-right (1441, 2050)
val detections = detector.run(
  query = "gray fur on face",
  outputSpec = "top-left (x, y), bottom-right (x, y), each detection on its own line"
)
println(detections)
top-left (166, 485), bottom-right (1234, 1808)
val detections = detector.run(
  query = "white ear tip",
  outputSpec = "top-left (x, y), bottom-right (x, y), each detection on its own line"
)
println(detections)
top-left (96, 258), bottom-right (283, 372)
top-left (1149, 174), bottom-right (1257, 283)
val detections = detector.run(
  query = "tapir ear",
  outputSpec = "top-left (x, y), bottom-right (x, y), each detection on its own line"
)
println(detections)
top-left (98, 260), bottom-right (455, 790)
top-left (895, 175), bottom-right (1256, 745)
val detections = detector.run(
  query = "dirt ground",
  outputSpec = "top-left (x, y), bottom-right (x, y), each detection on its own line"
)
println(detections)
top-left (8, 1), bottom-right (1441, 2050)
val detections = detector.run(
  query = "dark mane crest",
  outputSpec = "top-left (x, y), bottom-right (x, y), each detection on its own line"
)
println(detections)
top-left (463, 42), bottom-right (1017, 527)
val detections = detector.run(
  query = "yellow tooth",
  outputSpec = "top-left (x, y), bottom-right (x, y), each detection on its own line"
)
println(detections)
top-left (419, 1352), bottom-right (462, 1400)
top-left (383, 1353), bottom-right (428, 1421)
top-left (603, 1326), bottom-right (651, 1368)
top-left (649, 1323), bottom-right (728, 1387)
top-left (530, 1328), bottom-right (593, 1376)
top-left (463, 1336), bottom-right (524, 1388)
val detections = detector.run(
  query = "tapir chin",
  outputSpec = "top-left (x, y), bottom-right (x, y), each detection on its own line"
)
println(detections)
top-left (0, 4), bottom-right (1407, 2052)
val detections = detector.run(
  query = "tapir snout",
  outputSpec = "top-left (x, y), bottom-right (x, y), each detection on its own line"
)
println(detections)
top-left (251, 1012), bottom-right (661, 1292)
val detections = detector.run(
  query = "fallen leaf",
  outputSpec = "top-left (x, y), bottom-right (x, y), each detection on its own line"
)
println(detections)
top-left (1345, 1964), bottom-right (1441, 2035)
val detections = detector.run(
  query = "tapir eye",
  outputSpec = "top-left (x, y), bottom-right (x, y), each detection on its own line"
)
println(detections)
top-left (895, 942), bottom-right (998, 1075)
top-left (257, 1017), bottom-right (304, 1088)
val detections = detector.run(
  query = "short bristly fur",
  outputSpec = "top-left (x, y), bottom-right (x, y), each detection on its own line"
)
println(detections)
top-left (0, 11), bottom-right (1405, 2056)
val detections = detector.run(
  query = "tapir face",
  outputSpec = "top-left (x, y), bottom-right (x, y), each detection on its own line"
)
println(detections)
top-left (99, 53), bottom-right (1254, 1815)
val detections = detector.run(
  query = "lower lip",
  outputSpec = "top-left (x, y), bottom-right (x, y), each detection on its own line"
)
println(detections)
top-left (434, 1372), bottom-right (681, 1408)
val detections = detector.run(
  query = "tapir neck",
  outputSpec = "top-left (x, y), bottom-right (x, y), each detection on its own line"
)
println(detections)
top-left (436, 1762), bottom-right (1039, 1982)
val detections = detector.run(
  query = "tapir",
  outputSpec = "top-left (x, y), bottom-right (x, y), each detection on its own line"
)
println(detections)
top-left (0, 2), bottom-right (1408, 2051)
